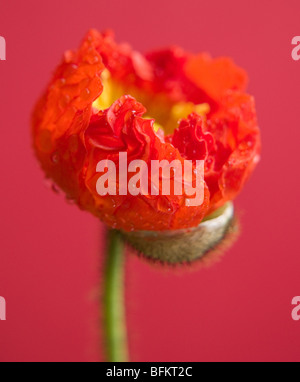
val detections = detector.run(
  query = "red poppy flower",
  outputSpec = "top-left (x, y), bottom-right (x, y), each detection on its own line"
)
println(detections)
top-left (32, 29), bottom-right (260, 232)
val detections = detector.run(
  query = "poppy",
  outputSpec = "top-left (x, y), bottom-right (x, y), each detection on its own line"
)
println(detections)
top-left (32, 29), bottom-right (260, 235)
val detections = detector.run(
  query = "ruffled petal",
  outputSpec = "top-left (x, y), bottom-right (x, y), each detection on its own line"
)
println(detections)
top-left (84, 95), bottom-right (210, 230)
top-left (32, 29), bottom-right (260, 231)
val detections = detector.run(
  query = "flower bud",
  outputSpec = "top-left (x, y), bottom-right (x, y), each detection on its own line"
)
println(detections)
top-left (122, 202), bottom-right (235, 264)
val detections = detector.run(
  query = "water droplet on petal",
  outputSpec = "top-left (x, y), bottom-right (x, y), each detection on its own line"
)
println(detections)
top-left (51, 152), bottom-right (59, 164)
top-left (66, 195), bottom-right (75, 205)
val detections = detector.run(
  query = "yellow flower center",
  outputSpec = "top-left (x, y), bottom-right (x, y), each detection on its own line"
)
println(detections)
top-left (92, 69), bottom-right (210, 134)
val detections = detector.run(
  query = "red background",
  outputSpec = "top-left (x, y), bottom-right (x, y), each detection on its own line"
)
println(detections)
top-left (0, 0), bottom-right (300, 361)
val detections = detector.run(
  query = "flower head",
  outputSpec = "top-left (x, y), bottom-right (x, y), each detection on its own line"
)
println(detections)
top-left (32, 30), bottom-right (260, 232)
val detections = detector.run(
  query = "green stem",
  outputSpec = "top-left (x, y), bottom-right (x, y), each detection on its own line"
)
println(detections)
top-left (103, 229), bottom-right (129, 362)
